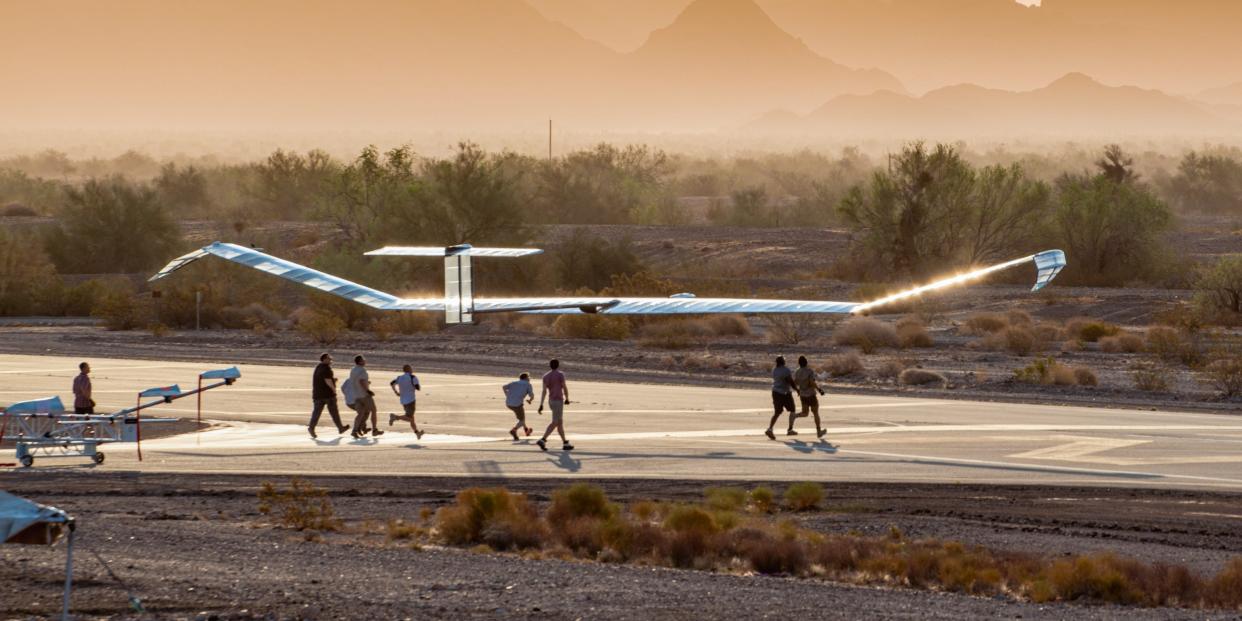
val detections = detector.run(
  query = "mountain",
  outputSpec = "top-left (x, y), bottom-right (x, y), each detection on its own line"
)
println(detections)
top-left (526, 0), bottom-right (688, 52)
top-left (613, 0), bottom-right (904, 128)
top-left (1199, 83), bottom-right (1242, 106)
top-left (757, 0), bottom-right (1242, 94)
top-left (749, 73), bottom-right (1235, 138)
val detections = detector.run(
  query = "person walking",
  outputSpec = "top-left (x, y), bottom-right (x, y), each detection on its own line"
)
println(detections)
top-left (503, 373), bottom-right (535, 440)
top-left (535, 359), bottom-right (573, 452)
top-left (308, 353), bottom-right (350, 438)
top-left (765, 356), bottom-right (797, 439)
top-left (72, 362), bottom-right (94, 415)
top-left (346, 355), bottom-right (382, 439)
top-left (792, 355), bottom-right (828, 439)
top-left (388, 364), bottom-right (424, 439)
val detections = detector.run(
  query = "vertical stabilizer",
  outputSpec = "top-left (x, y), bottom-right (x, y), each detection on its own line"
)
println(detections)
top-left (444, 254), bottom-right (474, 324)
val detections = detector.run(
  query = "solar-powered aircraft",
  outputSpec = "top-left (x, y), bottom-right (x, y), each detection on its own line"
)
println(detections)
top-left (150, 242), bottom-right (1066, 324)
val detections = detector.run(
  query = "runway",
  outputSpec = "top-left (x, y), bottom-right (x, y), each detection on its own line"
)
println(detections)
top-left (4, 354), bottom-right (1242, 489)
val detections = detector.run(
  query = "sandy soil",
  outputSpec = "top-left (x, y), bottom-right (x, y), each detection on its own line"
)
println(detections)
top-left (3, 473), bottom-right (1241, 620)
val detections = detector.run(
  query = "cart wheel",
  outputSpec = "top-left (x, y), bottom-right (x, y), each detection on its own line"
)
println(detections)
top-left (20, 455), bottom-right (33, 468)
top-left (92, 452), bottom-right (106, 465)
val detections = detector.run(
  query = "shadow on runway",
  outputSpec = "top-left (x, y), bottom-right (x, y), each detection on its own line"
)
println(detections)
top-left (785, 440), bottom-right (837, 454)
top-left (549, 451), bottom-right (581, 472)
top-left (313, 437), bottom-right (344, 447)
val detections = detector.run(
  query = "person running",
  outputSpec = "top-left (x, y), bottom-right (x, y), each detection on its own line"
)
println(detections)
top-left (388, 364), bottom-right (424, 439)
top-left (308, 353), bottom-right (350, 438)
top-left (792, 355), bottom-right (828, 439)
top-left (346, 355), bottom-right (382, 439)
top-left (765, 356), bottom-right (797, 439)
top-left (503, 373), bottom-right (535, 440)
top-left (72, 362), bottom-right (94, 415)
top-left (535, 359), bottom-right (573, 452)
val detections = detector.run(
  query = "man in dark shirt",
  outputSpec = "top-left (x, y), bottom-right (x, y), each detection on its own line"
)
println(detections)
top-left (765, 356), bottom-right (796, 440)
top-left (309, 352), bottom-right (349, 439)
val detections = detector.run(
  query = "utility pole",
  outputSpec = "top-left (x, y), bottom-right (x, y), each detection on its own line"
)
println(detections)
top-left (548, 118), bottom-right (553, 161)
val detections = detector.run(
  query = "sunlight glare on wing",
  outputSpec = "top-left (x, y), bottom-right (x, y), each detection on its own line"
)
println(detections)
top-left (852, 255), bottom-right (1033, 314)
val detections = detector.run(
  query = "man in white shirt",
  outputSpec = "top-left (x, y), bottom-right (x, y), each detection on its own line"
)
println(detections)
top-left (348, 355), bottom-right (382, 439)
top-left (389, 364), bottom-right (424, 439)
top-left (502, 372), bottom-right (535, 441)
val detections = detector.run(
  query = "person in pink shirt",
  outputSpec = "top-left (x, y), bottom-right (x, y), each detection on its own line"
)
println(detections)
top-left (536, 359), bottom-right (573, 452)
top-left (73, 361), bottom-right (94, 414)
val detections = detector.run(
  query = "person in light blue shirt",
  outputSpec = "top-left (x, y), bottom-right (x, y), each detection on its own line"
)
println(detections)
top-left (503, 373), bottom-right (535, 441)
top-left (388, 364), bottom-right (424, 439)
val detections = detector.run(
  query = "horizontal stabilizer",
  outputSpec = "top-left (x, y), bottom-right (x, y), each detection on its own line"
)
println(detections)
top-left (366, 244), bottom-right (542, 258)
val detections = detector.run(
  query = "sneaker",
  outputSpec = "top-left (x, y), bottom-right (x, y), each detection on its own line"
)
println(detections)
top-left (372, 429), bottom-right (385, 437)
top-left (817, 428), bottom-right (827, 439)
top-left (562, 443), bottom-right (574, 451)
top-left (415, 429), bottom-right (425, 440)
top-left (536, 439), bottom-right (547, 452)
top-left (389, 413), bottom-right (396, 427)
top-left (308, 427), bottom-right (317, 439)
top-left (764, 428), bottom-right (776, 440)
top-left (510, 429), bottom-right (520, 441)
top-left (524, 426), bottom-right (532, 436)
top-left (786, 429), bottom-right (798, 436)
top-left (350, 431), bottom-right (360, 439)
top-left (338, 424), bottom-right (351, 435)
top-left (358, 426), bottom-right (370, 435)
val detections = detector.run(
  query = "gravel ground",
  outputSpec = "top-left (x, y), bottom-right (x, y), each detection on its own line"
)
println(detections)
top-left (2, 474), bottom-right (1242, 619)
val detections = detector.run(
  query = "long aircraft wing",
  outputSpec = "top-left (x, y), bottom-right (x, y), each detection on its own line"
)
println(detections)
top-left (151, 242), bottom-right (1066, 320)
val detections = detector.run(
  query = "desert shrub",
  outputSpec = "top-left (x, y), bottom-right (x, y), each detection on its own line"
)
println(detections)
top-left (219, 303), bottom-right (285, 330)
top-left (899, 368), bottom-right (947, 387)
top-left (552, 314), bottom-right (631, 340)
top-left (373, 312), bottom-right (439, 337)
top-left (638, 318), bottom-right (713, 349)
top-left (749, 486), bottom-right (776, 513)
top-left (556, 516), bottom-right (607, 555)
top-left (1031, 322), bottom-right (1063, 342)
top-left (2, 203), bottom-right (38, 217)
top-left (45, 176), bottom-right (182, 273)
top-left (743, 534), bottom-right (809, 575)
top-left (1193, 255), bottom-right (1242, 323)
top-left (981, 326), bottom-right (1037, 356)
top-left (257, 478), bottom-right (342, 532)
top-left (706, 314), bottom-right (750, 336)
top-left (1042, 554), bottom-right (1142, 604)
top-left (1200, 353), bottom-right (1242, 397)
top-left (1065, 318), bottom-right (1120, 342)
top-left (1099, 333), bottom-right (1144, 353)
top-left (1073, 367), bottom-right (1099, 387)
top-left (663, 505), bottom-right (718, 536)
top-left (783, 482), bottom-right (824, 511)
top-left (833, 317), bottom-right (898, 353)
top-left (297, 308), bottom-right (347, 345)
top-left (1131, 363), bottom-right (1171, 392)
top-left (704, 487), bottom-right (747, 512)
top-left (896, 316), bottom-right (933, 348)
top-left (1207, 558), bottom-right (1242, 608)
top-left (385, 519), bottom-right (422, 541)
top-left (91, 283), bottom-right (151, 331)
top-left (1014, 357), bottom-right (1091, 386)
top-left (0, 228), bottom-right (59, 316)
top-left (481, 513), bottom-right (548, 551)
top-left (825, 352), bottom-right (864, 377)
top-left (874, 359), bottom-right (908, 380)
top-left (664, 529), bottom-right (711, 569)
top-left (1146, 326), bottom-right (1203, 367)
top-left (1006, 310), bottom-right (1033, 325)
top-left (764, 314), bottom-right (824, 345)
top-left (436, 487), bottom-right (538, 546)
top-left (963, 313), bottom-right (1008, 335)
top-left (547, 483), bottom-right (614, 523)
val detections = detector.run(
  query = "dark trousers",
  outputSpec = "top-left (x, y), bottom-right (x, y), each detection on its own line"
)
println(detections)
top-left (310, 397), bottom-right (344, 430)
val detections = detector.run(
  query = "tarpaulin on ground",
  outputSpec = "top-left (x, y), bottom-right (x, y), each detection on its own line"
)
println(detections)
top-left (0, 491), bottom-right (71, 545)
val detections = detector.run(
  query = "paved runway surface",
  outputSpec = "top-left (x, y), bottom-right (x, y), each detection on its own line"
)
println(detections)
top-left (4, 354), bottom-right (1242, 489)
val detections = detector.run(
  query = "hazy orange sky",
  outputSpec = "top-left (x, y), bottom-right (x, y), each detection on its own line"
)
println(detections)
top-left (1, 0), bottom-right (1239, 150)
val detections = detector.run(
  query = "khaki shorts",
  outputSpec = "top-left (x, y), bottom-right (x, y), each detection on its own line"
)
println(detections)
top-left (508, 405), bottom-right (526, 422)
top-left (549, 400), bottom-right (564, 424)
top-left (352, 395), bottom-right (377, 415)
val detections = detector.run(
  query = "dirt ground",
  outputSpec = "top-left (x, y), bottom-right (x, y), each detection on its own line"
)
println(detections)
top-left (3, 473), bottom-right (1242, 620)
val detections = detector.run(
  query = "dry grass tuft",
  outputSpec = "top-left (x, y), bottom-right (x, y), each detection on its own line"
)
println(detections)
top-left (749, 486), bottom-right (776, 513)
top-left (704, 486), bottom-right (748, 512)
top-left (874, 359), bottom-right (908, 381)
top-left (257, 478), bottom-right (342, 532)
top-left (899, 368), bottom-right (947, 387)
top-left (1201, 352), bottom-right (1242, 397)
top-left (980, 326), bottom-right (1038, 356)
top-left (1014, 358), bottom-right (1097, 387)
top-left (1131, 363), bottom-right (1171, 392)
top-left (437, 487), bottom-right (543, 549)
top-left (1100, 332), bottom-right (1145, 353)
top-left (552, 315), bottom-right (631, 340)
top-left (834, 317), bottom-right (899, 353)
top-left (824, 352), bottom-right (865, 377)
top-left (783, 482), bottom-right (824, 511)
top-left (1065, 318), bottom-right (1120, 343)
top-left (896, 316), bottom-right (934, 348)
top-left (548, 483), bottom-right (615, 523)
top-left (963, 313), bottom-right (1008, 335)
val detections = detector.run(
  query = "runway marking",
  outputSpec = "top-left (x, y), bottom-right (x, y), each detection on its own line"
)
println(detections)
top-left (1010, 437), bottom-right (1152, 461)
top-left (0, 364), bottom-right (173, 375)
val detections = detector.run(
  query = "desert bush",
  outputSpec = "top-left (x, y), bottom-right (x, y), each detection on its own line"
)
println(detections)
top-left (1193, 255), bottom-right (1242, 322)
top-left (1200, 353), bottom-right (1242, 397)
top-left (1006, 310), bottom-right (1033, 325)
top-left (824, 352), bottom-right (864, 377)
top-left (1014, 357), bottom-right (1091, 386)
top-left (437, 487), bottom-right (540, 547)
top-left (896, 316), bottom-right (933, 348)
top-left (834, 317), bottom-right (898, 353)
top-left (2, 203), bottom-right (38, 217)
top-left (91, 283), bottom-right (151, 331)
top-left (372, 312), bottom-right (439, 338)
top-left (783, 482), bottom-right (824, 511)
top-left (1031, 322), bottom-right (1064, 342)
top-left (749, 486), bottom-right (776, 513)
top-left (1146, 326), bottom-right (1204, 367)
top-left (963, 313), bottom-right (1008, 335)
top-left (1207, 558), bottom-right (1242, 608)
top-left (257, 478), bottom-right (342, 532)
top-left (980, 326), bottom-right (1038, 356)
top-left (663, 505), bottom-right (719, 536)
top-left (638, 318), bottom-right (713, 349)
top-left (764, 314), bottom-right (825, 345)
top-left (1065, 318), bottom-right (1120, 343)
top-left (899, 368), bottom-right (947, 387)
top-left (706, 314), bottom-right (750, 336)
top-left (874, 359), bottom-right (908, 381)
top-left (45, 176), bottom-right (182, 273)
top-left (1131, 363), bottom-right (1171, 392)
top-left (1042, 554), bottom-right (1142, 604)
top-left (481, 513), bottom-right (549, 551)
top-left (1099, 332), bottom-right (1144, 353)
top-left (704, 487), bottom-right (747, 512)
top-left (743, 534), bottom-right (809, 575)
top-left (385, 519), bottom-right (423, 541)
top-left (552, 314), bottom-right (631, 340)
top-left (548, 483), bottom-right (614, 523)
top-left (297, 308), bottom-right (347, 345)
